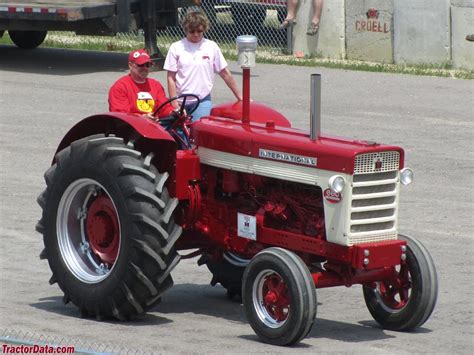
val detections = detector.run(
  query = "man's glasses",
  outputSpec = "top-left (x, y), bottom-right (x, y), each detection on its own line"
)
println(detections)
top-left (134, 62), bottom-right (152, 68)
top-left (188, 28), bottom-right (204, 34)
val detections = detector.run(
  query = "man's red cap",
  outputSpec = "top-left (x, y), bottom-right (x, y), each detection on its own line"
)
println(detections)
top-left (128, 49), bottom-right (151, 65)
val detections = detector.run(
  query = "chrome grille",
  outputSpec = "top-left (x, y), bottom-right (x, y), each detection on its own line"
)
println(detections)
top-left (348, 152), bottom-right (400, 245)
top-left (354, 151), bottom-right (400, 174)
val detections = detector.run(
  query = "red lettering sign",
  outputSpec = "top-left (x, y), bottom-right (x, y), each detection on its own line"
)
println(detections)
top-left (355, 19), bottom-right (390, 33)
top-left (355, 7), bottom-right (390, 33)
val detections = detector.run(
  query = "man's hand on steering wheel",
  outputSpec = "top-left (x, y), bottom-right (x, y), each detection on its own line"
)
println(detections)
top-left (152, 94), bottom-right (201, 120)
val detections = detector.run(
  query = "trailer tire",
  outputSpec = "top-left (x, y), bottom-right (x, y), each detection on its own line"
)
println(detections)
top-left (363, 233), bottom-right (438, 331)
top-left (37, 134), bottom-right (181, 320)
top-left (242, 248), bottom-right (317, 346)
top-left (206, 252), bottom-right (249, 300)
top-left (9, 30), bottom-right (47, 49)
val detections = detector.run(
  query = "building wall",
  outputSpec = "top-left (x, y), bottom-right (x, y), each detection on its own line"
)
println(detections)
top-left (393, 0), bottom-right (451, 65)
top-left (293, 0), bottom-right (473, 70)
top-left (451, 0), bottom-right (474, 70)
top-left (345, 0), bottom-right (394, 62)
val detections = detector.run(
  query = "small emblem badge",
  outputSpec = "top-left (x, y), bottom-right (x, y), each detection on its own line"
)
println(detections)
top-left (375, 159), bottom-right (383, 170)
top-left (367, 8), bottom-right (379, 19)
top-left (323, 188), bottom-right (342, 203)
top-left (237, 213), bottom-right (257, 240)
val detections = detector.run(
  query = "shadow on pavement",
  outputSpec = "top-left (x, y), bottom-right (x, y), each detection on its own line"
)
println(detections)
top-left (30, 296), bottom-right (173, 326)
top-left (156, 283), bottom-right (245, 323)
top-left (307, 317), bottom-right (396, 342)
top-left (0, 45), bottom-right (129, 75)
top-left (238, 317), bottom-right (399, 345)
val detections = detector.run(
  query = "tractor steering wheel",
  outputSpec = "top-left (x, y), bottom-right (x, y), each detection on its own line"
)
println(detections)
top-left (153, 93), bottom-right (201, 119)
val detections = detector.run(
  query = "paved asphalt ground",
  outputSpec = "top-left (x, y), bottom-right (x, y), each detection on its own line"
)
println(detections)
top-left (0, 46), bottom-right (473, 354)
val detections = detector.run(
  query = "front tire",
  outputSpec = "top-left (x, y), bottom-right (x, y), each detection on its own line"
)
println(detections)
top-left (363, 234), bottom-right (438, 330)
top-left (37, 134), bottom-right (181, 319)
top-left (242, 248), bottom-right (317, 346)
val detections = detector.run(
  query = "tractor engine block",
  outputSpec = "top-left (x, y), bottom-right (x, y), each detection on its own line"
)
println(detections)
top-left (199, 166), bottom-right (326, 243)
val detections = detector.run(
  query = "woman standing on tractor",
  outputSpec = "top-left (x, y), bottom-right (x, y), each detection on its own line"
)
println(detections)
top-left (164, 11), bottom-right (242, 121)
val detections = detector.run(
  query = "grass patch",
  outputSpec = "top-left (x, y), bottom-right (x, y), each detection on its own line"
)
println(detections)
top-left (1, 31), bottom-right (472, 80)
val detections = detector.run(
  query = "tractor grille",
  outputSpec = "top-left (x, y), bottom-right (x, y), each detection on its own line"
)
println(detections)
top-left (354, 151), bottom-right (400, 174)
top-left (348, 151), bottom-right (400, 245)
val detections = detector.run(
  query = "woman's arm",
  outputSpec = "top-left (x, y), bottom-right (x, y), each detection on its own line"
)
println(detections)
top-left (219, 68), bottom-right (243, 101)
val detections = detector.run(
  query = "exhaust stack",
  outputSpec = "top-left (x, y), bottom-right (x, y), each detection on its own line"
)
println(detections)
top-left (310, 74), bottom-right (321, 141)
top-left (236, 35), bottom-right (258, 124)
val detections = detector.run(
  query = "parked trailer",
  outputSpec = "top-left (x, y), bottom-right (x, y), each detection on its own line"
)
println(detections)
top-left (0, 0), bottom-right (195, 60)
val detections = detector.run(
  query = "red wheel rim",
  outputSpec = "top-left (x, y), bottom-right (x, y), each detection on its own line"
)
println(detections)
top-left (378, 264), bottom-right (411, 309)
top-left (261, 273), bottom-right (290, 322)
top-left (86, 195), bottom-right (120, 264)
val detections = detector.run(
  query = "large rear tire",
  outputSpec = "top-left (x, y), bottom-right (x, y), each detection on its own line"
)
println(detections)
top-left (37, 134), bottom-right (181, 320)
top-left (9, 30), bottom-right (47, 49)
top-left (242, 248), bottom-right (317, 346)
top-left (363, 234), bottom-right (438, 330)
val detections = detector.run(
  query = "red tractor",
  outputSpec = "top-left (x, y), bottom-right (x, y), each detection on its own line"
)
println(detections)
top-left (37, 65), bottom-right (438, 345)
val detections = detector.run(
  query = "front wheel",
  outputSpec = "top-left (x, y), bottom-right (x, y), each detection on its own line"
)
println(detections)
top-left (37, 134), bottom-right (181, 319)
top-left (363, 234), bottom-right (438, 330)
top-left (242, 248), bottom-right (317, 346)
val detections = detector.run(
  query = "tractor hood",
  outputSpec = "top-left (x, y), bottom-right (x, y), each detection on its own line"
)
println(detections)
top-left (192, 116), bottom-right (404, 175)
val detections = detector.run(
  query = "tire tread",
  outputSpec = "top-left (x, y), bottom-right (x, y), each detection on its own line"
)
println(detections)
top-left (37, 134), bottom-right (180, 320)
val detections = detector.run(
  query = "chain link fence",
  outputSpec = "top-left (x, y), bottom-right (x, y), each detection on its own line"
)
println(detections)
top-left (121, 1), bottom-right (290, 56)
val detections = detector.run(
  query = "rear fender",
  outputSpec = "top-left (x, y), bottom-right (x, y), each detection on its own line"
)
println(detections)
top-left (54, 112), bottom-right (177, 175)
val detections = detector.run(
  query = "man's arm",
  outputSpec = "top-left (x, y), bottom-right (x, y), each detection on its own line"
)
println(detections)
top-left (108, 82), bottom-right (131, 113)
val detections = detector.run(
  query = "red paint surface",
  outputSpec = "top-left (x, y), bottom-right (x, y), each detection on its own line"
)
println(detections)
top-left (193, 115), bottom-right (404, 174)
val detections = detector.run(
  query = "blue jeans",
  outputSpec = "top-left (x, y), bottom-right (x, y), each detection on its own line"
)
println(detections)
top-left (185, 94), bottom-right (212, 122)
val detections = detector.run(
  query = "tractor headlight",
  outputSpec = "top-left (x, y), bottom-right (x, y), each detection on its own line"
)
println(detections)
top-left (400, 168), bottom-right (414, 186)
top-left (328, 175), bottom-right (346, 193)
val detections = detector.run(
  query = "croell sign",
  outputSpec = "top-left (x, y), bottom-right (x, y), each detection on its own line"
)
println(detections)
top-left (355, 7), bottom-right (390, 33)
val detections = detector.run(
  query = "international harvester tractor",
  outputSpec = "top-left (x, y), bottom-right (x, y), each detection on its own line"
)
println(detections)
top-left (37, 36), bottom-right (438, 345)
